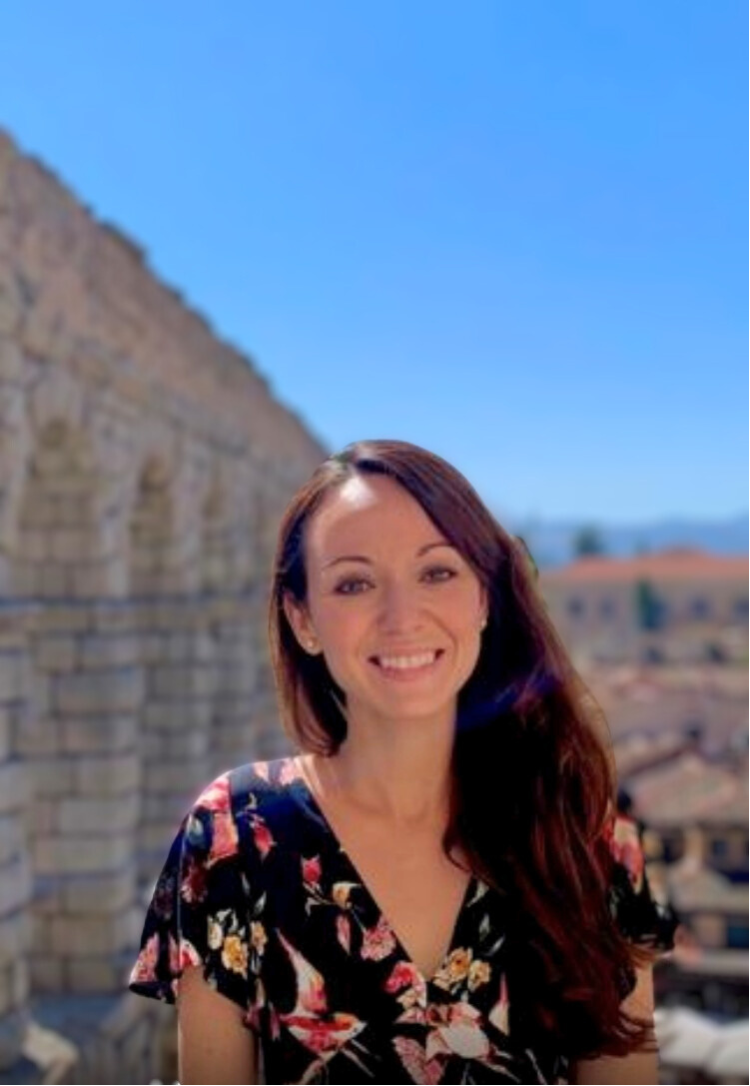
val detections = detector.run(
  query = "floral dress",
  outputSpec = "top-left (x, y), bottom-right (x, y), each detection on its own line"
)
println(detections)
top-left (129, 757), bottom-right (674, 1084)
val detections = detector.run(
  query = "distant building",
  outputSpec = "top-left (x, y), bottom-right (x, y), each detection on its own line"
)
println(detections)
top-left (540, 548), bottom-right (748, 666)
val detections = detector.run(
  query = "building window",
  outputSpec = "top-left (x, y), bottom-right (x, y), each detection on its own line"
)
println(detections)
top-left (690, 597), bottom-right (711, 620)
top-left (710, 838), bottom-right (729, 860)
top-left (726, 922), bottom-right (749, 949)
top-left (567, 597), bottom-right (585, 619)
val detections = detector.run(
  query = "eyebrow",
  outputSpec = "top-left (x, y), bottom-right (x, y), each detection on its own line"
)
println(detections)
top-left (320, 541), bottom-right (457, 571)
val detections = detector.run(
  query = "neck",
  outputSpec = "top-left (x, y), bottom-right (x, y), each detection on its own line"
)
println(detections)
top-left (315, 703), bottom-right (456, 826)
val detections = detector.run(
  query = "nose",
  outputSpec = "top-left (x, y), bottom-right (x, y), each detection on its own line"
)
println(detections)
top-left (378, 581), bottom-right (424, 635)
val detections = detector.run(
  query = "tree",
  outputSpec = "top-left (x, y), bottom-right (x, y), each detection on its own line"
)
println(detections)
top-left (572, 525), bottom-right (606, 558)
top-left (634, 578), bottom-right (665, 631)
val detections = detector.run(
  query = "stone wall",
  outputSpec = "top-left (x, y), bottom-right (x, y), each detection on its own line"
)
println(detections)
top-left (0, 130), bottom-right (327, 1084)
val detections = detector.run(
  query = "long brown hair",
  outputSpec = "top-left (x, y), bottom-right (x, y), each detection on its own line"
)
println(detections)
top-left (268, 439), bottom-right (653, 1059)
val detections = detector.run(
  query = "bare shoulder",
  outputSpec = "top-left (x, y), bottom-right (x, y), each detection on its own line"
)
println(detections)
top-left (177, 966), bottom-right (258, 1085)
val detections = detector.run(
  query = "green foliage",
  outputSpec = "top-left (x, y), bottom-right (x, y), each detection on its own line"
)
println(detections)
top-left (572, 525), bottom-right (606, 558)
top-left (634, 578), bottom-right (665, 631)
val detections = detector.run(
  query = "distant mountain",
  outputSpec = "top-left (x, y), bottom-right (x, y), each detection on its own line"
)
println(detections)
top-left (506, 513), bottom-right (748, 570)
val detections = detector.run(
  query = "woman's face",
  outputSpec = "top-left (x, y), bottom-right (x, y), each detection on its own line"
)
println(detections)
top-left (285, 473), bottom-right (488, 731)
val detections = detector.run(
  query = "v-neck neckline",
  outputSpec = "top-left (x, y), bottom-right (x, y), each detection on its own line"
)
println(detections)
top-left (284, 755), bottom-right (477, 988)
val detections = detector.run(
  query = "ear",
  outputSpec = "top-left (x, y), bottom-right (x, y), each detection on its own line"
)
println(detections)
top-left (282, 591), bottom-right (322, 655)
top-left (479, 586), bottom-right (490, 629)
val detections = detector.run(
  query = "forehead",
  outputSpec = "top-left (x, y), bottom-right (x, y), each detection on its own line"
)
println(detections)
top-left (306, 474), bottom-right (440, 556)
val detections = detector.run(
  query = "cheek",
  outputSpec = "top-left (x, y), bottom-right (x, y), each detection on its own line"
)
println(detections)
top-left (312, 602), bottom-right (368, 658)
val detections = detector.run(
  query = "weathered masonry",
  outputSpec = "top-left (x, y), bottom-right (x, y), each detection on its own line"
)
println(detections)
top-left (0, 130), bottom-right (326, 1084)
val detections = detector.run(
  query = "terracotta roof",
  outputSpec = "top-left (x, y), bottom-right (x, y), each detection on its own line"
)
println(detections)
top-left (614, 731), bottom-right (691, 778)
top-left (628, 753), bottom-right (747, 826)
top-left (666, 862), bottom-right (749, 913)
top-left (541, 547), bottom-right (749, 584)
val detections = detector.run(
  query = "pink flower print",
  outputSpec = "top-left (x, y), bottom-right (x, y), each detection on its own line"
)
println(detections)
top-left (130, 932), bottom-right (160, 985)
top-left (251, 816), bottom-right (275, 859)
top-left (209, 807), bottom-right (240, 866)
top-left (393, 1036), bottom-right (444, 1084)
top-left (336, 914), bottom-right (352, 954)
top-left (277, 932), bottom-right (327, 1014)
top-left (279, 757), bottom-right (303, 785)
top-left (276, 932), bottom-right (366, 1057)
top-left (281, 1012), bottom-right (365, 1056)
top-left (426, 1001), bottom-right (490, 1061)
top-left (193, 775), bottom-right (240, 866)
top-left (180, 856), bottom-right (208, 904)
top-left (488, 973), bottom-right (510, 1035)
top-left (177, 936), bottom-right (202, 972)
top-left (361, 916), bottom-right (397, 962)
top-left (385, 960), bottom-right (427, 1013)
top-left (196, 773), bottom-right (231, 813)
top-left (385, 960), bottom-right (421, 994)
top-left (302, 855), bottom-right (322, 887)
top-left (253, 761), bottom-right (270, 782)
top-left (608, 816), bottom-right (645, 893)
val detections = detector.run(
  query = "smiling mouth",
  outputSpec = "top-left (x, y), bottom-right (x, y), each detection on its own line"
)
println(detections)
top-left (369, 649), bottom-right (444, 675)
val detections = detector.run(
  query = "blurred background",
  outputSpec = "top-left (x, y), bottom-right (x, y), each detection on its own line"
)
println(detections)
top-left (0, 2), bottom-right (746, 1083)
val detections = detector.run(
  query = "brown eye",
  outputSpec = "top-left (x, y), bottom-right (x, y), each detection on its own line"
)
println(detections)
top-left (334, 577), bottom-right (372, 596)
top-left (422, 566), bottom-right (457, 583)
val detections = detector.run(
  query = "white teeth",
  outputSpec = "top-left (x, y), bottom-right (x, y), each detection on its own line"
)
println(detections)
top-left (376, 651), bottom-right (438, 670)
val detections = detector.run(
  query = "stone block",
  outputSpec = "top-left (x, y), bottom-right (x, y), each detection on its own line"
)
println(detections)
top-left (0, 337), bottom-right (23, 383)
top-left (0, 853), bottom-right (31, 915)
top-left (50, 910), bottom-right (133, 956)
top-left (27, 757), bottom-right (75, 799)
top-left (66, 956), bottom-right (128, 994)
top-left (59, 794), bottom-right (139, 835)
top-left (141, 699), bottom-right (212, 732)
top-left (62, 867), bottom-right (135, 914)
top-left (13, 715), bottom-right (61, 757)
top-left (0, 815), bottom-right (23, 867)
top-left (39, 565), bottom-right (71, 599)
top-left (77, 634), bottom-right (138, 670)
top-left (32, 635), bottom-right (78, 673)
top-left (53, 667), bottom-right (145, 716)
top-left (29, 798), bottom-right (56, 835)
top-left (73, 752), bottom-right (139, 796)
top-left (0, 709), bottom-right (9, 761)
top-left (71, 565), bottom-right (115, 599)
top-left (28, 954), bottom-right (64, 993)
top-left (0, 762), bottom-right (29, 814)
top-left (61, 714), bottom-right (137, 754)
top-left (0, 652), bottom-right (26, 703)
top-left (31, 875), bottom-right (63, 915)
top-left (143, 728), bottom-right (208, 761)
top-left (149, 664), bottom-right (214, 699)
top-left (30, 912), bottom-right (54, 954)
top-left (33, 833), bottom-right (132, 875)
top-left (0, 910), bottom-right (30, 966)
top-left (0, 967), bottom-right (11, 1019)
top-left (34, 607), bottom-right (91, 633)
top-left (17, 530), bottom-right (50, 563)
top-left (143, 759), bottom-right (206, 795)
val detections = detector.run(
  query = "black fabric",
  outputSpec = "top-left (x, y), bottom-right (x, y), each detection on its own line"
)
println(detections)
top-left (129, 758), bottom-right (674, 1084)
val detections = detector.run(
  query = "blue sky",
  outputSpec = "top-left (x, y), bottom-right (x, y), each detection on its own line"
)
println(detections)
top-left (1, 1), bottom-right (746, 525)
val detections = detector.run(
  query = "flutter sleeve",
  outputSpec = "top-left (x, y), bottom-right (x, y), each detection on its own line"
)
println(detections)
top-left (604, 814), bottom-right (677, 952)
top-left (128, 773), bottom-right (260, 1018)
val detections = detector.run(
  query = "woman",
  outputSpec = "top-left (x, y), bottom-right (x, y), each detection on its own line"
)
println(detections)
top-left (129, 439), bottom-right (674, 1084)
